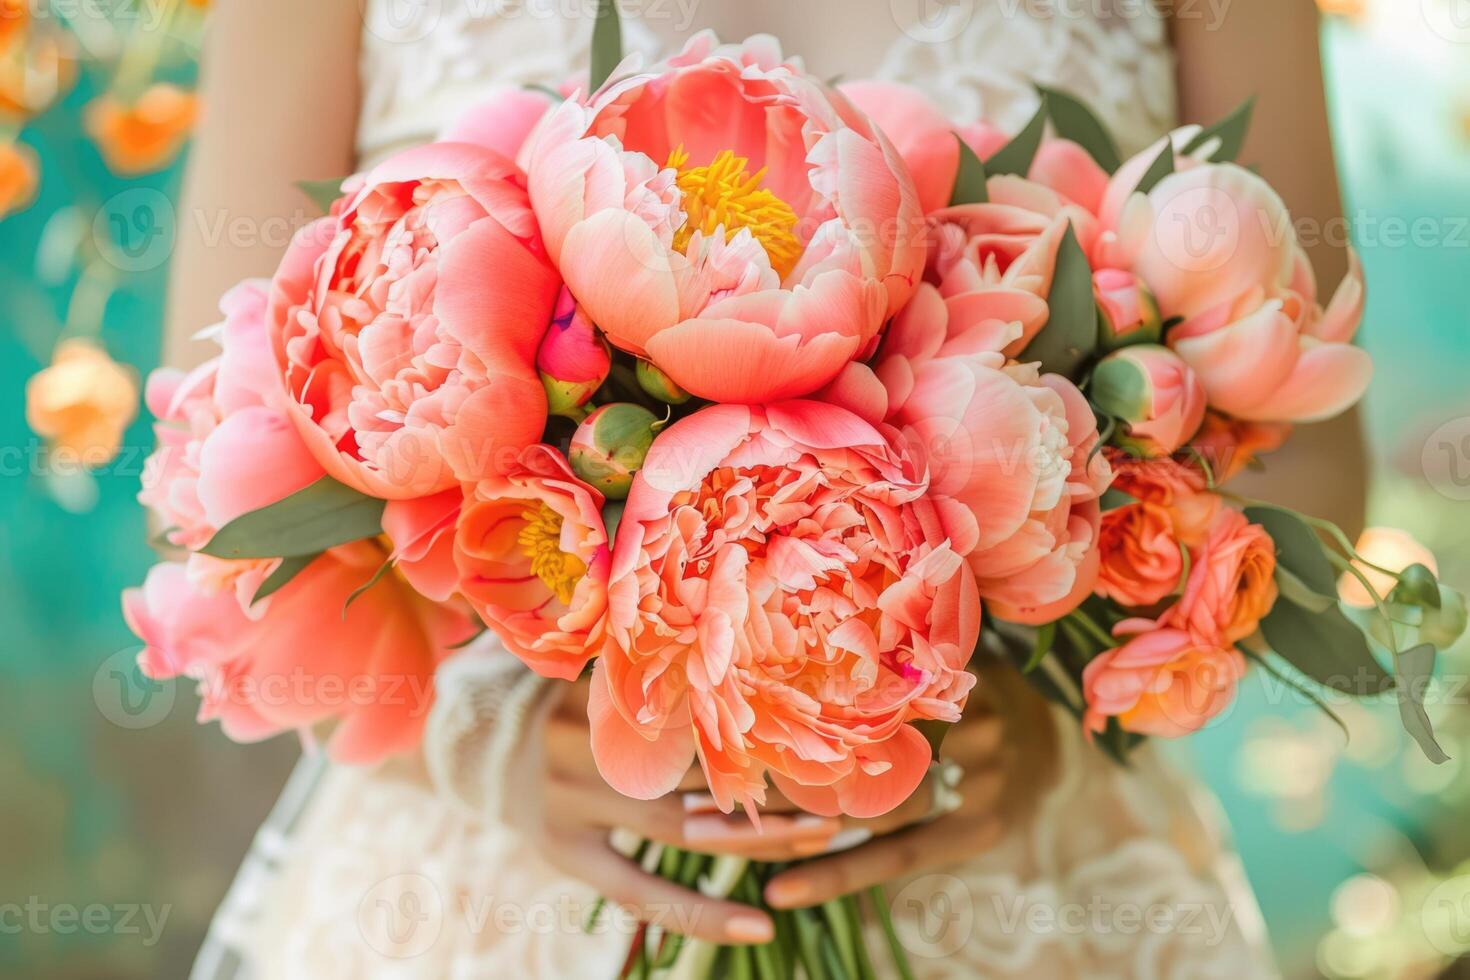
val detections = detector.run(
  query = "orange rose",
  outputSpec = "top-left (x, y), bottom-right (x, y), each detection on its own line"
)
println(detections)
top-left (1186, 411), bottom-right (1291, 485)
top-left (1096, 501), bottom-right (1184, 609)
top-left (85, 83), bottom-right (199, 175)
top-left (26, 339), bottom-right (139, 465)
top-left (0, 139), bottom-right (37, 217)
top-left (1108, 450), bottom-right (1220, 548)
top-left (1166, 508), bottom-right (1279, 644)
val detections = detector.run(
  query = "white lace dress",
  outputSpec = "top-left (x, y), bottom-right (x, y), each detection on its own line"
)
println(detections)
top-left (190, 3), bottom-right (1277, 977)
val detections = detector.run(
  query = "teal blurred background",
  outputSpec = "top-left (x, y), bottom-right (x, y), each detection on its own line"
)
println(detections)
top-left (2, 4), bottom-right (1469, 978)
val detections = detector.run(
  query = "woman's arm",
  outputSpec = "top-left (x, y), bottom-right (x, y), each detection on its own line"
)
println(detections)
top-left (1170, 0), bottom-right (1368, 537)
top-left (164, 0), bottom-right (362, 370)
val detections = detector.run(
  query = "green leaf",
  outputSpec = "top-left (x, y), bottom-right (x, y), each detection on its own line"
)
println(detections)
top-left (1243, 647), bottom-right (1350, 744)
top-left (1099, 488), bottom-right (1138, 513)
top-left (295, 177), bottom-right (349, 215)
top-left (948, 134), bottom-right (989, 205)
top-left (251, 553), bottom-right (319, 606)
top-left (912, 719), bottom-right (952, 759)
top-left (1018, 224), bottom-right (1096, 377)
top-left (1180, 96), bottom-right (1255, 163)
top-left (200, 477), bottom-right (386, 560)
top-left (1024, 621), bottom-right (1056, 673)
top-left (588, 0), bottom-right (624, 93)
top-left (1036, 85), bottom-right (1121, 173)
top-left (1395, 643), bottom-right (1450, 764)
top-left (1259, 598), bottom-right (1393, 695)
top-left (984, 98), bottom-right (1047, 177)
top-left (1274, 565), bottom-right (1336, 614)
top-left (1133, 139), bottom-right (1175, 196)
top-left (1245, 504), bottom-right (1338, 598)
top-left (343, 557), bottom-right (394, 616)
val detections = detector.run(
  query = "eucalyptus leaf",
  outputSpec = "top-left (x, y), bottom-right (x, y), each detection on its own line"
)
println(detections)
top-left (1017, 224), bottom-right (1096, 377)
top-left (295, 178), bottom-right (349, 215)
top-left (251, 553), bottom-right (319, 606)
top-left (1180, 96), bottom-right (1256, 163)
top-left (984, 98), bottom-right (1047, 177)
top-left (1036, 85), bottom-right (1121, 173)
top-left (1259, 598), bottom-right (1393, 696)
top-left (200, 477), bottom-right (386, 560)
top-left (1245, 504), bottom-right (1338, 597)
top-left (588, 0), bottom-right (623, 93)
top-left (1133, 139), bottom-right (1175, 196)
top-left (1395, 643), bottom-right (1449, 764)
top-left (1275, 565), bottom-right (1336, 614)
top-left (948, 135), bottom-right (989, 205)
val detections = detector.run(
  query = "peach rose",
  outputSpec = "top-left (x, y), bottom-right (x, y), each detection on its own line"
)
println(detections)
top-left (871, 283), bottom-right (1112, 625)
top-left (125, 542), bottom-right (474, 763)
top-left (85, 83), bottom-right (199, 175)
top-left (26, 338), bottom-right (139, 465)
top-left (523, 33), bottom-right (924, 402)
top-left (1082, 618), bottom-right (1245, 738)
top-left (1095, 501), bottom-right (1185, 609)
top-left (454, 444), bottom-right (610, 681)
top-left (593, 401), bottom-right (980, 818)
top-left (269, 141), bottom-right (561, 499)
top-left (1108, 450), bottom-right (1220, 549)
top-left (1166, 508), bottom-right (1279, 644)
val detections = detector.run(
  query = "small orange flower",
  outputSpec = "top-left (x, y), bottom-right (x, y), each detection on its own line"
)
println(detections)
top-left (26, 339), bottom-right (140, 466)
top-left (0, 25), bottom-right (76, 120)
top-left (0, 139), bottom-right (37, 218)
top-left (85, 83), bottom-right (200, 175)
top-left (0, 0), bottom-right (28, 52)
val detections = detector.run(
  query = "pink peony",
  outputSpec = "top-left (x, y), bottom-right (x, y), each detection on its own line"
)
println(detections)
top-left (592, 401), bottom-right (980, 819)
top-left (869, 282), bottom-right (1112, 625)
top-left (522, 33), bottom-right (925, 403)
top-left (1082, 618), bottom-right (1246, 738)
top-left (1090, 345), bottom-right (1207, 457)
top-left (139, 281), bottom-right (327, 608)
top-left (268, 141), bottom-right (561, 499)
top-left (124, 542), bottom-right (475, 763)
top-left (454, 444), bottom-right (610, 681)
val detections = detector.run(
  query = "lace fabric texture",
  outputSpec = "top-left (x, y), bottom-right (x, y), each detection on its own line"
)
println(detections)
top-left (193, 3), bottom-right (1278, 976)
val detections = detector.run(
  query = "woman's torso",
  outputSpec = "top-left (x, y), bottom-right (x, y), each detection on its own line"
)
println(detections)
top-left (356, 0), bottom-right (1177, 166)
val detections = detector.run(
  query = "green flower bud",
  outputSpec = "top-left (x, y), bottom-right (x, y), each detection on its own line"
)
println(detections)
top-left (569, 403), bottom-right (660, 500)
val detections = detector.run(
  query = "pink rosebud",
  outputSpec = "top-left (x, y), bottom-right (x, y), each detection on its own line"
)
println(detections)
top-left (1094, 269), bottom-right (1162, 350)
top-left (538, 287), bottom-right (611, 419)
top-left (1091, 345), bottom-right (1207, 457)
top-left (569, 402), bottom-right (659, 500)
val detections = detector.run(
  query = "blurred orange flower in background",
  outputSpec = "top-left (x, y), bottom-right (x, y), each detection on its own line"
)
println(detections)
top-left (0, 17), bottom-right (76, 121)
top-left (0, 0), bottom-right (28, 52)
top-left (0, 139), bottom-right (37, 217)
top-left (26, 339), bottom-right (140, 466)
top-left (85, 82), bottom-right (199, 175)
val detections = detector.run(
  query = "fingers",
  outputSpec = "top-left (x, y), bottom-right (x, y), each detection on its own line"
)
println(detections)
top-left (762, 815), bottom-right (1007, 910)
top-left (544, 832), bottom-right (776, 946)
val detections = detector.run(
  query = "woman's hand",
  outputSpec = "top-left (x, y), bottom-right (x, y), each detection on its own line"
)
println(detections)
top-left (760, 658), bottom-right (1058, 910)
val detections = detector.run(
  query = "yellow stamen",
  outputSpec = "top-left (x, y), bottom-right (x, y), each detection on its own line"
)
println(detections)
top-left (668, 146), bottom-right (803, 279)
top-left (517, 502), bottom-right (586, 606)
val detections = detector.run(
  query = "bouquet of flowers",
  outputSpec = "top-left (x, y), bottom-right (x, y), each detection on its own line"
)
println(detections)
top-left (124, 3), bottom-right (1467, 978)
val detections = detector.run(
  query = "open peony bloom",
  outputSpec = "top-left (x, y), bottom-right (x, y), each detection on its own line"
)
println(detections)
top-left (139, 281), bottom-right (327, 608)
top-left (124, 543), bottom-right (474, 764)
top-left (871, 283), bottom-right (1111, 625)
top-left (523, 33), bottom-right (925, 403)
top-left (1129, 163), bottom-right (1372, 424)
top-left (454, 444), bottom-right (610, 681)
top-left (1082, 618), bottom-right (1246, 738)
top-left (269, 142), bottom-right (561, 499)
top-left (593, 401), bottom-right (979, 818)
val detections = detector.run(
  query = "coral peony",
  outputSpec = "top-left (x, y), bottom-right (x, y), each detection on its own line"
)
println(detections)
top-left (1090, 345), bottom-right (1207, 457)
top-left (455, 444), bottom-right (609, 681)
top-left (269, 142), bottom-right (560, 499)
top-left (593, 401), bottom-right (979, 819)
top-left (523, 33), bottom-right (924, 403)
top-left (124, 542), bottom-right (474, 763)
